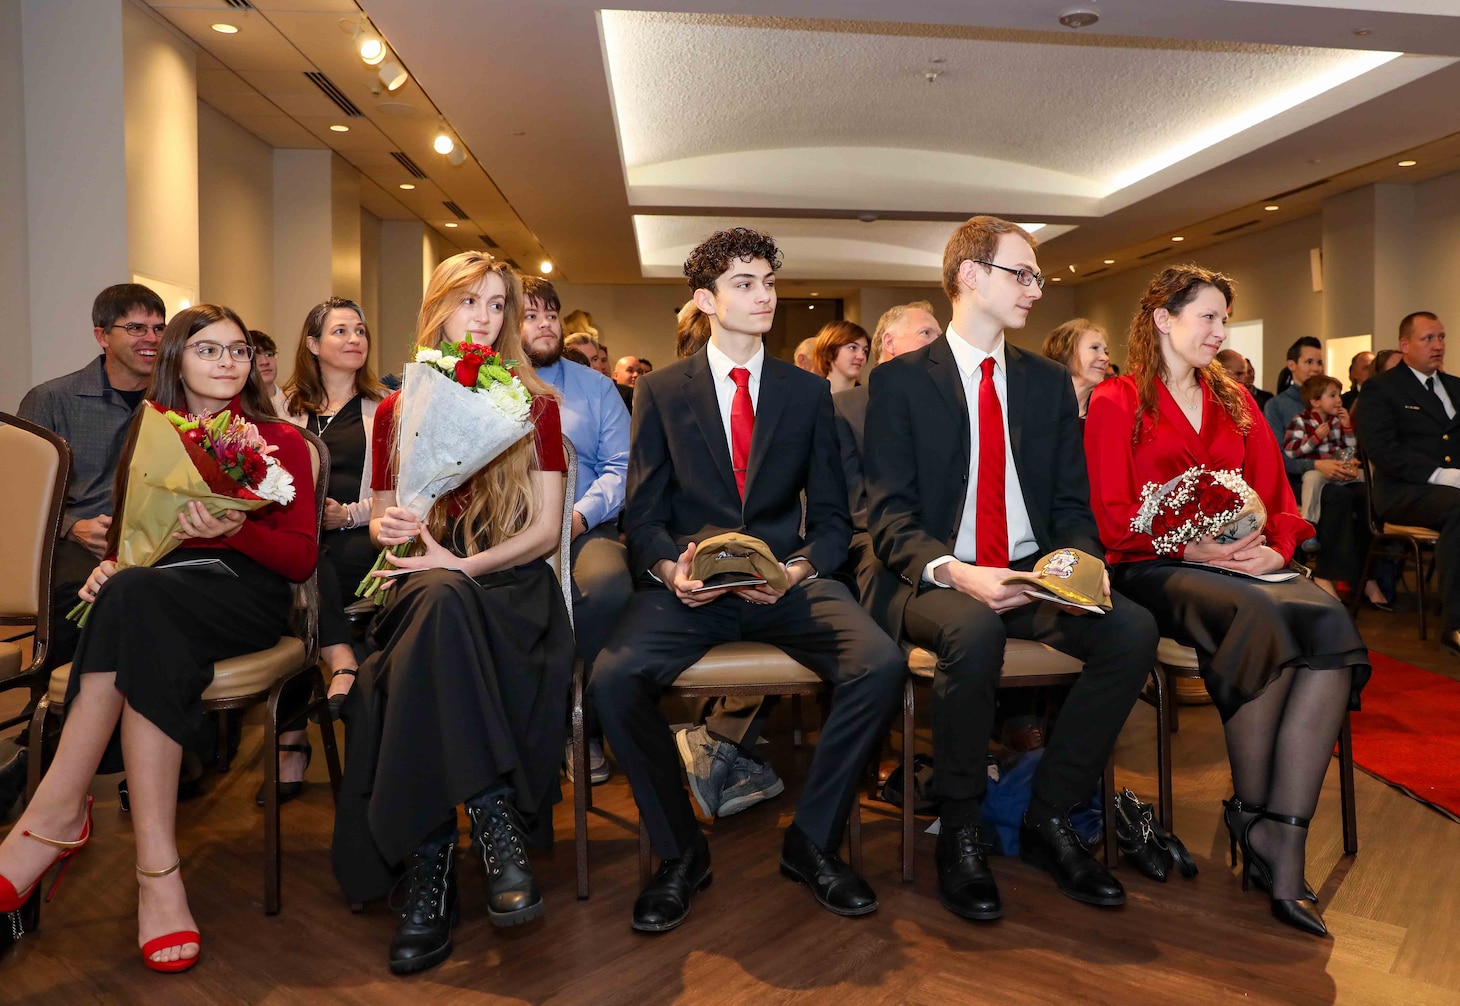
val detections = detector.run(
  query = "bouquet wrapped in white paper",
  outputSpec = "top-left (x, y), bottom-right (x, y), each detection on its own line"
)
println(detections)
top-left (357, 340), bottom-right (535, 599)
top-left (1130, 466), bottom-right (1266, 557)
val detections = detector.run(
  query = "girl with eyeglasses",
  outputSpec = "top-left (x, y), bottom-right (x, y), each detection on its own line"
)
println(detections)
top-left (0, 306), bottom-right (317, 972)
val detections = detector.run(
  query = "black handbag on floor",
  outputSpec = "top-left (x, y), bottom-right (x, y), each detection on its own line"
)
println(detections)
top-left (1115, 788), bottom-right (1198, 882)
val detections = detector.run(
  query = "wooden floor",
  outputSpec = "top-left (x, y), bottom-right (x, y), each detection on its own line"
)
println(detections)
top-left (1, 602), bottom-right (1457, 1005)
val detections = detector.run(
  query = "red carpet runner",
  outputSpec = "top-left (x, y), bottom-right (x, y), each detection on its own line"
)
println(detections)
top-left (1349, 652), bottom-right (1460, 821)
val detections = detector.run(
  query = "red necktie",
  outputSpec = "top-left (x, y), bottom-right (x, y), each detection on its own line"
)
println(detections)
top-left (975, 356), bottom-right (1008, 567)
top-left (729, 367), bottom-right (754, 499)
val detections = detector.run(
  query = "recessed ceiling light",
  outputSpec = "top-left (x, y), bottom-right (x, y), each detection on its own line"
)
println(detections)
top-left (444, 222), bottom-right (458, 228)
top-left (329, 124), bottom-right (349, 132)
top-left (1051, 276), bottom-right (1062, 282)
top-left (810, 292), bottom-right (819, 297)
top-left (1354, 28), bottom-right (1372, 37)
top-left (540, 260), bottom-right (553, 274)
top-left (211, 23), bottom-right (239, 34)
top-left (1103, 259), bottom-right (1115, 265)
top-left (398, 183), bottom-right (415, 190)
top-left (1171, 236), bottom-right (1185, 242)
top-left (1398, 159), bottom-right (1417, 167)
top-left (1264, 204), bottom-right (1280, 211)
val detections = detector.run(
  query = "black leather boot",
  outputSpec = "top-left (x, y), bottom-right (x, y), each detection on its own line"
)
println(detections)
top-left (467, 795), bottom-right (544, 927)
top-left (388, 841), bottom-right (458, 975)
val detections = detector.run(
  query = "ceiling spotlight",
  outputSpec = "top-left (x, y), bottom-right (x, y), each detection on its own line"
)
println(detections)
top-left (378, 60), bottom-right (408, 91)
top-left (1051, 276), bottom-right (1062, 282)
top-left (1103, 259), bottom-right (1115, 265)
top-left (444, 222), bottom-right (458, 228)
top-left (433, 132), bottom-right (455, 155)
top-left (211, 23), bottom-right (239, 34)
top-left (1058, 8), bottom-right (1100, 29)
top-left (540, 260), bottom-right (553, 274)
top-left (1398, 159), bottom-right (1417, 167)
top-left (359, 35), bottom-right (385, 65)
top-left (399, 183), bottom-right (415, 190)
top-left (1171, 236), bottom-right (1185, 242)
top-left (1068, 264), bottom-right (1076, 274)
top-left (446, 145), bottom-right (466, 167)
top-left (329, 124), bottom-right (350, 132)
top-left (1264, 204), bottom-right (1280, 211)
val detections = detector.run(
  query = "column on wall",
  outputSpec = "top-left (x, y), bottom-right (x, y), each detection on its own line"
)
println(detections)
top-left (1321, 183), bottom-right (1417, 348)
top-left (376, 220), bottom-right (430, 377)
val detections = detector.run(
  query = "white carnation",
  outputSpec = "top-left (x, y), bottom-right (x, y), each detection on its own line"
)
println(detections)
top-left (414, 348), bottom-right (443, 364)
top-left (438, 354), bottom-right (460, 368)
top-left (487, 380), bottom-right (531, 423)
top-left (255, 457), bottom-right (297, 505)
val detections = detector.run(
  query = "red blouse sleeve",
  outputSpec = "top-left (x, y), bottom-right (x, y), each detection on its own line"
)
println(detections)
top-left (222, 421), bottom-right (320, 582)
top-left (1084, 378), bottom-right (1161, 562)
top-left (532, 395), bottom-right (567, 473)
top-left (370, 391), bottom-right (400, 492)
top-left (1240, 394), bottom-right (1312, 564)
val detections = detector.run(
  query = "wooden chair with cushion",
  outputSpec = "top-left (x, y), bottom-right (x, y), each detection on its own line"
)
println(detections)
top-left (893, 640), bottom-right (1171, 883)
top-left (0, 413), bottom-right (70, 733)
top-left (1153, 637), bottom-right (1357, 855)
top-left (27, 427), bottom-right (342, 915)
top-left (1356, 457), bottom-right (1438, 640)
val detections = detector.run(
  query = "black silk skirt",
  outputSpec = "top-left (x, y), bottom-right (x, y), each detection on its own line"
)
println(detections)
top-left (68, 548), bottom-right (293, 770)
top-left (331, 560), bottom-right (573, 902)
top-left (1112, 560), bottom-right (1370, 722)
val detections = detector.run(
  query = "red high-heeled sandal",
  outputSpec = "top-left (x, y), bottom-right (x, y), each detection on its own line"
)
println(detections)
top-left (137, 859), bottom-right (201, 973)
top-left (0, 793), bottom-right (94, 913)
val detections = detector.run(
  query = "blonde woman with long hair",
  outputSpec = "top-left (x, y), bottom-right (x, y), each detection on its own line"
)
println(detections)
top-left (330, 252), bottom-right (571, 975)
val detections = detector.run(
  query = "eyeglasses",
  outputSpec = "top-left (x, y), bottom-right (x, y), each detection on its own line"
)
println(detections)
top-left (973, 261), bottom-right (1045, 290)
top-left (111, 322), bottom-right (167, 337)
top-left (189, 341), bottom-right (255, 362)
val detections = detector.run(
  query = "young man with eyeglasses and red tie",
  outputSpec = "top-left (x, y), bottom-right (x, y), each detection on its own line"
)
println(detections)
top-left (3, 285), bottom-right (168, 817)
top-left (589, 228), bottom-right (904, 934)
top-left (863, 216), bottom-right (1156, 922)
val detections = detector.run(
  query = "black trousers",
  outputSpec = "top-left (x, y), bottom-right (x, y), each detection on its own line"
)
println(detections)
top-left (901, 567), bottom-right (1157, 814)
top-left (1312, 481), bottom-right (1372, 585)
top-left (45, 538), bottom-right (97, 674)
top-left (316, 526), bottom-right (380, 649)
top-left (591, 579), bottom-right (903, 860)
top-left (1377, 482), bottom-right (1460, 633)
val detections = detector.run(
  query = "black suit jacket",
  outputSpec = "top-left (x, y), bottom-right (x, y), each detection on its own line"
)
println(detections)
top-left (864, 336), bottom-right (1100, 637)
top-left (832, 385), bottom-right (869, 530)
top-left (1354, 363), bottom-right (1460, 513)
top-left (623, 348), bottom-right (851, 582)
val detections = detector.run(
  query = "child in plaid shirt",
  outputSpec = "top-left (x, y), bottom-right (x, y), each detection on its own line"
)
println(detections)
top-left (1284, 374), bottom-right (1358, 522)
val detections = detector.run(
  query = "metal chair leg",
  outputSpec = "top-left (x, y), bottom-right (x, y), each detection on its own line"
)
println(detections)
top-left (1152, 666), bottom-right (1173, 833)
top-left (263, 687), bottom-right (283, 916)
top-left (571, 660), bottom-right (590, 899)
top-left (901, 676), bottom-right (915, 883)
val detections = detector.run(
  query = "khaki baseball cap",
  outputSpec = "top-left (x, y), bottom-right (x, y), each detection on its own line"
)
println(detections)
top-left (691, 532), bottom-right (790, 591)
top-left (1001, 548), bottom-right (1112, 611)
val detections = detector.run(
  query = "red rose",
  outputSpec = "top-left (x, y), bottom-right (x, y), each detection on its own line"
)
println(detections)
top-left (455, 359), bottom-right (482, 387)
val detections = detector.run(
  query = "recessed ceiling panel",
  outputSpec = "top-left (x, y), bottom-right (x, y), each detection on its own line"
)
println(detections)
top-left (633, 216), bottom-right (1074, 282)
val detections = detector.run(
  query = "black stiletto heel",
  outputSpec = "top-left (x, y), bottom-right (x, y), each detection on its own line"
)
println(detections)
top-left (1240, 811), bottom-right (1329, 938)
top-left (1223, 795), bottom-right (1317, 902)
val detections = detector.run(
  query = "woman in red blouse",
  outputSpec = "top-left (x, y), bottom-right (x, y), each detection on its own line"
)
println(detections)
top-left (1085, 266), bottom-right (1367, 938)
top-left (330, 253), bottom-right (571, 976)
top-left (0, 306), bottom-right (317, 971)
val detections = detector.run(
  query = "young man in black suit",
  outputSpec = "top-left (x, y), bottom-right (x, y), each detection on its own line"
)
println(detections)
top-left (1355, 311), bottom-right (1460, 657)
top-left (590, 228), bottom-right (904, 933)
top-left (864, 216), bottom-right (1156, 921)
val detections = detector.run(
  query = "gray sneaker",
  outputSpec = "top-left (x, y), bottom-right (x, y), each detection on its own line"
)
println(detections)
top-left (564, 738), bottom-right (612, 786)
top-left (676, 725), bottom-right (738, 819)
top-left (717, 756), bottom-right (785, 817)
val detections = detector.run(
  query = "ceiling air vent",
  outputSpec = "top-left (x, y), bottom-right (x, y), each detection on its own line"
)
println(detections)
top-left (443, 201), bottom-right (469, 220)
top-left (1265, 178), bottom-right (1331, 201)
top-left (1140, 247), bottom-right (1171, 260)
top-left (304, 72), bottom-right (363, 118)
top-left (222, 0), bottom-right (254, 8)
top-left (478, 232), bottom-right (497, 246)
top-left (1213, 219), bottom-right (1261, 236)
top-left (390, 151), bottom-right (427, 179)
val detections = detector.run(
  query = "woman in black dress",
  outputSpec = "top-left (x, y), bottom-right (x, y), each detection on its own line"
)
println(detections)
top-left (1085, 266), bottom-right (1368, 937)
top-left (271, 299), bottom-right (387, 800)
top-left (331, 252), bottom-right (571, 975)
top-left (0, 306), bottom-right (317, 971)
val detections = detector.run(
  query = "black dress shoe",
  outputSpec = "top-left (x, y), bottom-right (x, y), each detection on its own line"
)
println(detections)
top-left (1019, 813), bottom-right (1125, 907)
top-left (779, 822), bottom-right (878, 917)
top-left (935, 822), bottom-right (1002, 921)
top-left (255, 743), bottom-right (312, 806)
top-left (0, 748), bottom-right (27, 822)
top-left (466, 795), bottom-right (544, 927)
top-left (388, 841), bottom-right (459, 975)
top-left (632, 831), bottom-right (712, 933)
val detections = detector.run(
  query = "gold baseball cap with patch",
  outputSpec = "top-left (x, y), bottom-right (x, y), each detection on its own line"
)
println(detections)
top-left (691, 532), bottom-right (790, 591)
top-left (1001, 547), bottom-right (1112, 611)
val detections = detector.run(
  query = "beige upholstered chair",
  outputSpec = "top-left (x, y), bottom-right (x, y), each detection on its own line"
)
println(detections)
top-left (1154, 638), bottom-right (1357, 854)
top-left (893, 640), bottom-right (1169, 883)
top-left (28, 427), bottom-right (341, 915)
top-left (0, 413), bottom-right (70, 732)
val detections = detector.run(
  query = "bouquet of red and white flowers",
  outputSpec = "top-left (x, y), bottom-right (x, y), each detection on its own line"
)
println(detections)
top-left (1130, 465), bottom-right (1265, 557)
top-left (356, 339), bottom-right (535, 600)
top-left (68, 404), bottom-right (296, 625)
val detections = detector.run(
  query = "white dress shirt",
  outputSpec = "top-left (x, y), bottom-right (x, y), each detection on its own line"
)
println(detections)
top-left (1408, 363), bottom-right (1460, 489)
top-left (924, 325), bottom-right (1039, 586)
top-left (705, 338), bottom-right (764, 444)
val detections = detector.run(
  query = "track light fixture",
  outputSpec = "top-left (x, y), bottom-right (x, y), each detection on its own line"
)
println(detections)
top-left (433, 131), bottom-right (455, 155)
top-left (379, 60), bottom-right (408, 91)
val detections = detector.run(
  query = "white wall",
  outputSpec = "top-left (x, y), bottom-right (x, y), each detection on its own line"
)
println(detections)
top-left (271, 149), bottom-right (333, 384)
top-left (550, 281), bottom-right (693, 367)
top-left (1408, 169), bottom-right (1460, 346)
top-left (197, 101), bottom-right (273, 335)
top-left (360, 208), bottom-right (381, 372)
top-left (0, 0), bottom-right (29, 410)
